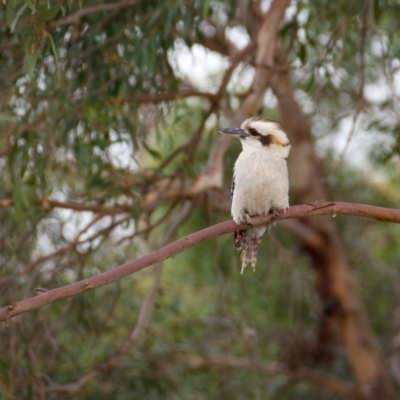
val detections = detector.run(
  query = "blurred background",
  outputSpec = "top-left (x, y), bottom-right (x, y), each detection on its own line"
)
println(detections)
top-left (1, 0), bottom-right (400, 398)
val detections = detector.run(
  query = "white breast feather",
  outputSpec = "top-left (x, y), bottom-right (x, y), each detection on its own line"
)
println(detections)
top-left (231, 150), bottom-right (289, 224)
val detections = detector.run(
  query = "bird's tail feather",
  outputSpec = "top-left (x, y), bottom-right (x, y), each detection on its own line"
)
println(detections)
top-left (240, 236), bottom-right (262, 274)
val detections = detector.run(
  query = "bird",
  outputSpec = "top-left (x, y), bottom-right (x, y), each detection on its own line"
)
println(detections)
top-left (219, 117), bottom-right (291, 273)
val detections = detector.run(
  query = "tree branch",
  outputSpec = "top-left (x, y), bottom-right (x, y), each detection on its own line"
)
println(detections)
top-left (47, 0), bottom-right (141, 28)
top-left (46, 201), bottom-right (195, 395)
top-left (1, 202), bottom-right (400, 323)
top-left (0, 215), bottom-right (129, 284)
top-left (194, 0), bottom-right (290, 197)
top-left (0, 198), bottom-right (130, 215)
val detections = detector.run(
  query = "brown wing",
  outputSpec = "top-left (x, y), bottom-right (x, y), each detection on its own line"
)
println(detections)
top-left (231, 178), bottom-right (246, 250)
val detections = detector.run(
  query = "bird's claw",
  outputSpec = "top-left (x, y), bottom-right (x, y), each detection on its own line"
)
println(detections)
top-left (244, 213), bottom-right (253, 224)
top-left (270, 207), bottom-right (286, 220)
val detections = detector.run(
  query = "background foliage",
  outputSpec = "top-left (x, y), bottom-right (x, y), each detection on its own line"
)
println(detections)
top-left (1, 0), bottom-right (400, 398)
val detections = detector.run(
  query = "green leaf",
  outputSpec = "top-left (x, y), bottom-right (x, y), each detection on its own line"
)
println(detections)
top-left (38, 3), bottom-right (60, 24)
top-left (304, 72), bottom-right (315, 93)
top-left (143, 142), bottom-right (162, 160)
top-left (12, 184), bottom-right (26, 223)
top-left (25, 45), bottom-right (39, 80)
top-left (0, 112), bottom-right (15, 126)
top-left (183, 8), bottom-right (194, 45)
top-left (48, 34), bottom-right (60, 82)
top-left (164, 7), bottom-right (178, 36)
top-left (298, 43), bottom-right (307, 65)
top-left (202, 0), bottom-right (210, 19)
top-left (6, 0), bottom-right (27, 32)
top-left (373, 0), bottom-right (382, 23)
top-left (147, 8), bottom-right (161, 28)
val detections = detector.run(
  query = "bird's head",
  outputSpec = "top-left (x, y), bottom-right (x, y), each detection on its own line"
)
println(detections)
top-left (219, 117), bottom-right (291, 158)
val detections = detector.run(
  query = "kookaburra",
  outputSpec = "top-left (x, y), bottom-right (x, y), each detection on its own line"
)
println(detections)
top-left (219, 117), bottom-right (291, 273)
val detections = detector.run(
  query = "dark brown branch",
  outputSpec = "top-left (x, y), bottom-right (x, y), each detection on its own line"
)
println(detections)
top-left (1, 202), bottom-right (400, 323)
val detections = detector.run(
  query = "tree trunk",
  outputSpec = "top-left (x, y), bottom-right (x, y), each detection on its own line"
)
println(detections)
top-left (270, 67), bottom-right (397, 399)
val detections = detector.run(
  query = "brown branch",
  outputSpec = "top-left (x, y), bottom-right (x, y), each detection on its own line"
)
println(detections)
top-left (115, 201), bottom-right (178, 245)
top-left (0, 198), bottom-right (130, 215)
top-left (182, 42), bottom-right (255, 158)
top-left (136, 1), bottom-right (289, 211)
top-left (47, 0), bottom-right (141, 28)
top-left (194, 0), bottom-right (291, 196)
top-left (1, 202), bottom-right (400, 323)
top-left (140, 43), bottom-right (255, 206)
top-left (0, 215), bottom-right (129, 285)
top-left (0, 138), bottom-right (13, 157)
top-left (46, 201), bottom-right (195, 395)
top-left (201, 28), bottom-right (234, 57)
top-left (151, 106), bottom-right (215, 176)
top-left (1, 0), bottom-right (141, 30)
top-left (175, 353), bottom-right (356, 398)
top-left (135, 0), bottom-right (290, 210)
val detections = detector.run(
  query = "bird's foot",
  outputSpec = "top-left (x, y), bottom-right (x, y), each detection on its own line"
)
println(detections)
top-left (244, 212), bottom-right (253, 225)
top-left (237, 211), bottom-right (254, 226)
top-left (270, 208), bottom-right (285, 220)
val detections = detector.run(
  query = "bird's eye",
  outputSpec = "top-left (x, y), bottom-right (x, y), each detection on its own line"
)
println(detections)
top-left (248, 128), bottom-right (258, 136)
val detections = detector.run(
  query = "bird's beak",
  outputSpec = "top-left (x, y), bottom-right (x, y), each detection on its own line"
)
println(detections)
top-left (218, 127), bottom-right (249, 138)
